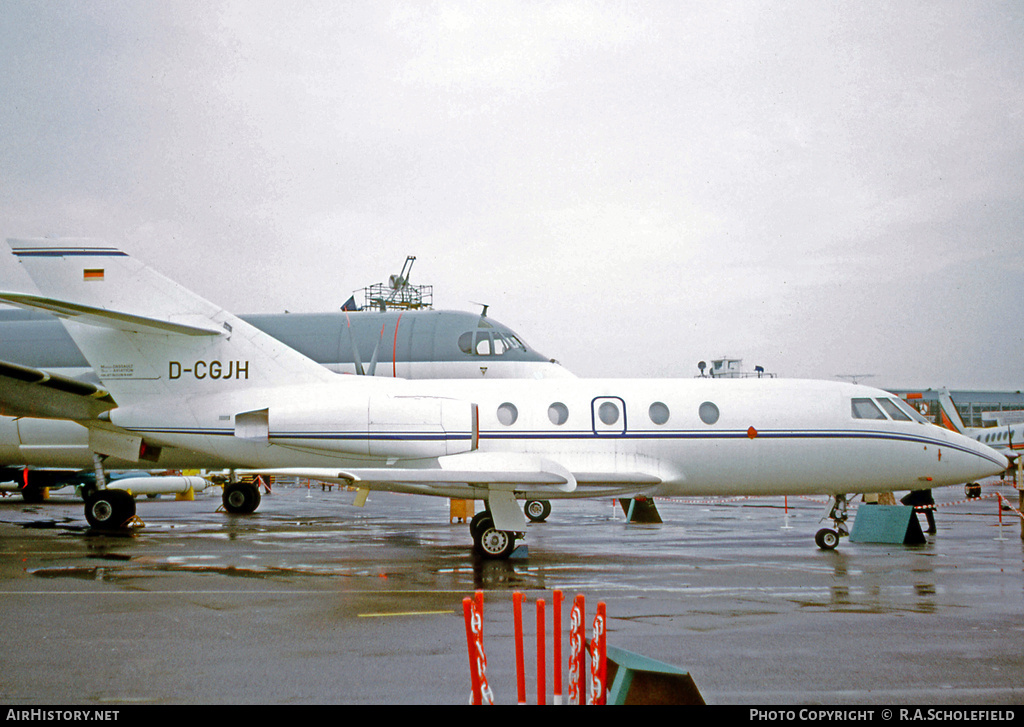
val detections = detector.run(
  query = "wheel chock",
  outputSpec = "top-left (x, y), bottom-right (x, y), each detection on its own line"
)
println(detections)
top-left (849, 505), bottom-right (926, 545)
top-left (509, 544), bottom-right (529, 560)
top-left (605, 644), bottom-right (704, 705)
top-left (618, 497), bottom-right (663, 524)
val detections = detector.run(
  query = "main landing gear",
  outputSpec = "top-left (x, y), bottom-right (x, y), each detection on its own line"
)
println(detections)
top-left (815, 494), bottom-right (850, 551)
top-left (82, 454), bottom-right (136, 530)
top-left (470, 509), bottom-right (523, 560)
top-left (524, 499), bottom-right (551, 523)
top-left (222, 479), bottom-right (262, 514)
top-left (84, 488), bottom-right (136, 529)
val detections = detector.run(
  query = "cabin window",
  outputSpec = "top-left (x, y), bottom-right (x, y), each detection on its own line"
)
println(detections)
top-left (598, 401), bottom-right (619, 426)
top-left (548, 402), bottom-right (569, 426)
top-left (458, 331), bottom-right (525, 357)
top-left (649, 402), bottom-right (670, 425)
top-left (877, 398), bottom-right (912, 421)
top-left (497, 402), bottom-right (518, 426)
top-left (851, 398), bottom-right (886, 420)
top-left (698, 401), bottom-right (719, 425)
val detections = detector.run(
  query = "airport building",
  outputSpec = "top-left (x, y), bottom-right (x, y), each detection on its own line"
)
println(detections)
top-left (888, 388), bottom-right (1024, 428)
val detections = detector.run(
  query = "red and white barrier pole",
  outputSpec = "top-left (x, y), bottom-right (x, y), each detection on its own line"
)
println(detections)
top-left (462, 596), bottom-right (492, 704)
top-left (996, 494), bottom-right (1008, 541)
top-left (553, 589), bottom-right (563, 705)
top-left (589, 602), bottom-right (607, 704)
top-left (513, 592), bottom-right (526, 704)
top-left (462, 589), bottom-right (608, 705)
top-left (536, 598), bottom-right (546, 705)
top-left (568, 594), bottom-right (585, 704)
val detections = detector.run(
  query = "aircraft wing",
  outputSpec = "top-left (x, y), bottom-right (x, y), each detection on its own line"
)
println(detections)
top-left (238, 452), bottom-right (663, 494)
top-left (0, 359), bottom-right (116, 420)
top-left (574, 472), bottom-right (663, 486)
top-left (238, 451), bottom-right (572, 493)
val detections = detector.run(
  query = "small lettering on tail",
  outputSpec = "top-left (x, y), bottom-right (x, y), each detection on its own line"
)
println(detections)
top-left (169, 360), bottom-right (250, 380)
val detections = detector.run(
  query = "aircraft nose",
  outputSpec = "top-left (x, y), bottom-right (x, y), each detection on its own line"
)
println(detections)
top-left (969, 438), bottom-right (1010, 478)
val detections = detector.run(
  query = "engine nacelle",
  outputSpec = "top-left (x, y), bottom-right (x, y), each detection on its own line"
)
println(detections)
top-left (236, 394), bottom-right (478, 460)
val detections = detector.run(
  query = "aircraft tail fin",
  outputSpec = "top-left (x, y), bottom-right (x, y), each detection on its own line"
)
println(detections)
top-left (934, 388), bottom-right (966, 433)
top-left (3, 238), bottom-right (336, 399)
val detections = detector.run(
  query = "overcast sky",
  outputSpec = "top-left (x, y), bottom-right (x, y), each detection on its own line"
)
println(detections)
top-left (1, 1), bottom-right (1021, 390)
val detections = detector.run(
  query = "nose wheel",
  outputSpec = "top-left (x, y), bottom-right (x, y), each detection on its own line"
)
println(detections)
top-left (815, 494), bottom-right (849, 550)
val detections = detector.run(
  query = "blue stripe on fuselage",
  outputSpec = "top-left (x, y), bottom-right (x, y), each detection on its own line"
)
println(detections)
top-left (117, 426), bottom-right (1004, 468)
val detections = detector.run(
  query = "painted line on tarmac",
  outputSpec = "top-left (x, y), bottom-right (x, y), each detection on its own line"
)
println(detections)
top-left (358, 609), bottom-right (455, 618)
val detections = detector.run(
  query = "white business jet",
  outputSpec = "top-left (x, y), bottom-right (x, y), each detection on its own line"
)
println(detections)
top-left (0, 239), bottom-right (1008, 557)
top-left (931, 389), bottom-right (1021, 470)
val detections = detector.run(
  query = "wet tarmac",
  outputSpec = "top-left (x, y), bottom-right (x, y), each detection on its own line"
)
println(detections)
top-left (0, 478), bottom-right (1022, 706)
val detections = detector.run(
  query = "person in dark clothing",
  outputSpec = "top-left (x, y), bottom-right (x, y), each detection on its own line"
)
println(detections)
top-left (901, 489), bottom-right (936, 534)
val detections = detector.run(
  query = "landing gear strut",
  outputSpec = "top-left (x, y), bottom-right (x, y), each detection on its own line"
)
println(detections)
top-left (815, 494), bottom-right (850, 550)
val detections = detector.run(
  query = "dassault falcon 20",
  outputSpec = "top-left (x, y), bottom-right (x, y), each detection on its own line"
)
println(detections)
top-left (0, 238), bottom-right (1007, 557)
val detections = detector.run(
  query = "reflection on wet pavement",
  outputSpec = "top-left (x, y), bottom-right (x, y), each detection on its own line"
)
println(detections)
top-left (0, 480), bottom-right (1021, 704)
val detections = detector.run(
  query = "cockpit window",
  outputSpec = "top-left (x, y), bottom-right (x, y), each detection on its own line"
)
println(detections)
top-left (458, 330), bottom-right (527, 357)
top-left (877, 398), bottom-right (912, 421)
top-left (888, 397), bottom-right (929, 424)
top-left (851, 398), bottom-right (886, 420)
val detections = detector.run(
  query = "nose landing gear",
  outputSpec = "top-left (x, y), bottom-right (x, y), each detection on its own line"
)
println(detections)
top-left (815, 494), bottom-right (850, 550)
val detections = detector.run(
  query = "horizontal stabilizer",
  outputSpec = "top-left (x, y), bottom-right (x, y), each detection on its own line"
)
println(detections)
top-left (0, 292), bottom-right (223, 337)
top-left (0, 359), bottom-right (116, 420)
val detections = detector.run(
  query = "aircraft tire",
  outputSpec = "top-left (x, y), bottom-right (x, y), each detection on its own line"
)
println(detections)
top-left (469, 509), bottom-right (491, 539)
top-left (815, 528), bottom-right (840, 550)
top-left (223, 481), bottom-right (262, 514)
top-left (84, 489), bottom-right (136, 529)
top-left (524, 499), bottom-right (551, 523)
top-left (472, 516), bottom-right (517, 559)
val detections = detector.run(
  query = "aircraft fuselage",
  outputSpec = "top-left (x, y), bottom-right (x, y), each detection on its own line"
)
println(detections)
top-left (82, 376), bottom-right (1007, 500)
